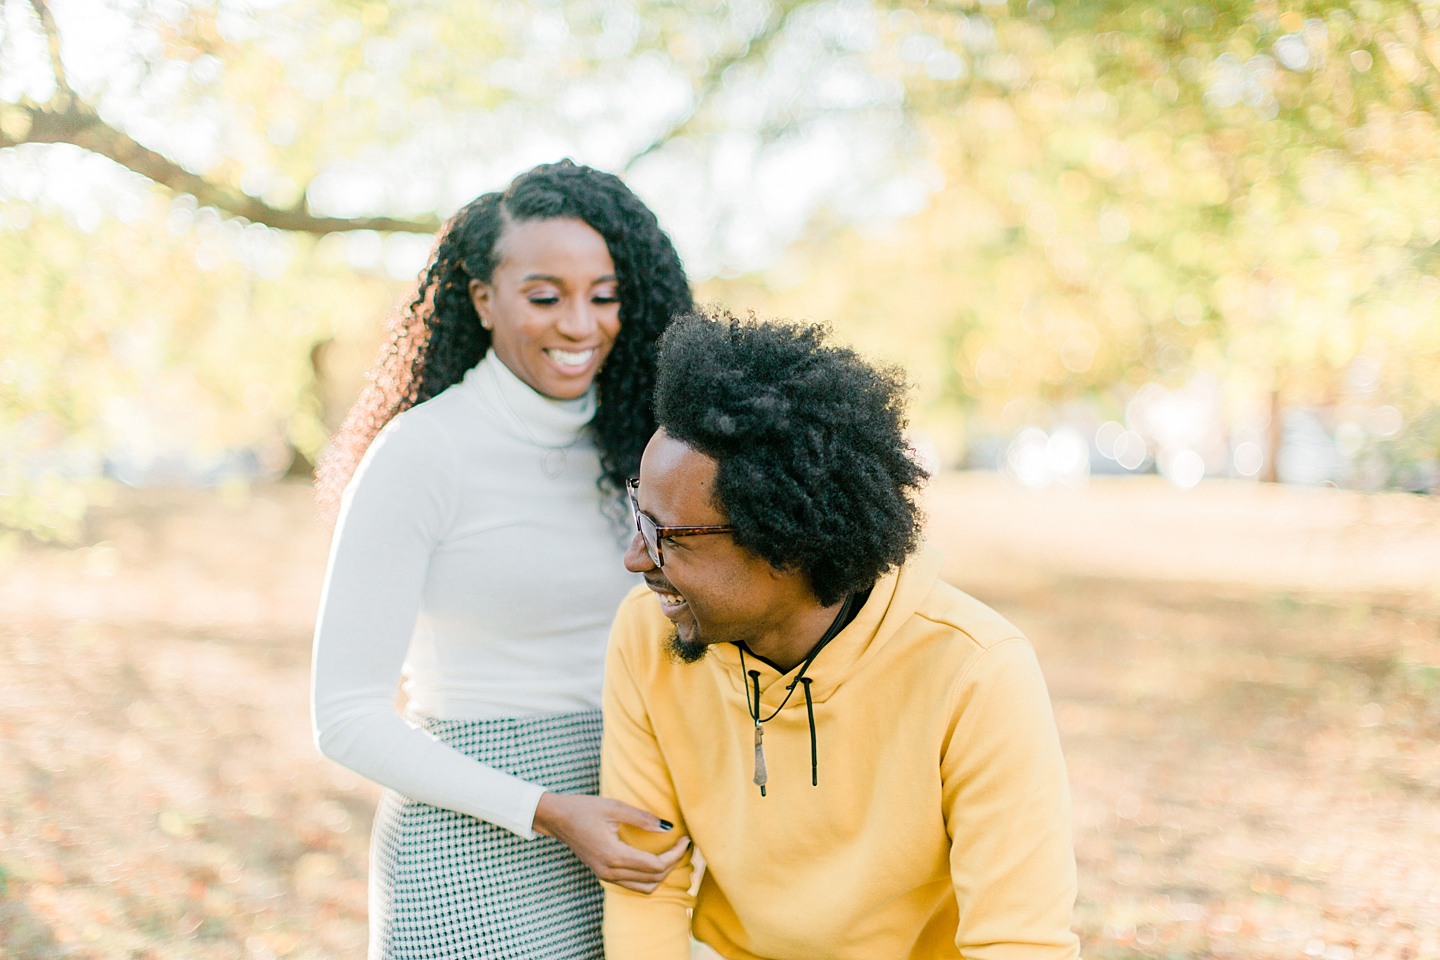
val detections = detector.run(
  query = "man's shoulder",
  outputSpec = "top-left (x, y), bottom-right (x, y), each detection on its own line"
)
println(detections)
top-left (911, 577), bottom-right (1028, 653)
top-left (894, 580), bottom-right (1049, 714)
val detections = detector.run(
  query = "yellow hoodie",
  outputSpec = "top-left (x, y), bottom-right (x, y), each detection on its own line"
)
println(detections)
top-left (601, 545), bottom-right (1080, 960)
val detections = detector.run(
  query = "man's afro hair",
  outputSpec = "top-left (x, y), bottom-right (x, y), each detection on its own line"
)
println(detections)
top-left (654, 308), bottom-right (928, 606)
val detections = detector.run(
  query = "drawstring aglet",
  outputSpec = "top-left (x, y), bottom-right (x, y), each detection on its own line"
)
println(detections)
top-left (748, 669), bottom-right (767, 796)
top-left (753, 722), bottom-right (767, 795)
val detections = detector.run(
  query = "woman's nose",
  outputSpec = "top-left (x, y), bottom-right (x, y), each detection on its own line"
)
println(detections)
top-left (556, 299), bottom-right (598, 340)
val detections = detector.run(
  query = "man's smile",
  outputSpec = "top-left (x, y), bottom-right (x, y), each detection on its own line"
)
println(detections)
top-left (645, 578), bottom-right (689, 618)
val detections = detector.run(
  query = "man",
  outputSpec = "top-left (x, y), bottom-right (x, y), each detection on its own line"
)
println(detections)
top-left (602, 310), bottom-right (1079, 959)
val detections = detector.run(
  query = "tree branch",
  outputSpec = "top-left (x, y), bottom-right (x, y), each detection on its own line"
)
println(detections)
top-left (0, 97), bottom-right (439, 233)
top-left (4, 0), bottom-right (437, 234)
top-left (622, 7), bottom-right (795, 173)
top-left (27, 0), bottom-right (71, 96)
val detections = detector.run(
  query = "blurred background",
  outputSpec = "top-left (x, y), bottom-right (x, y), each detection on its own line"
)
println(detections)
top-left (1, 0), bottom-right (1438, 958)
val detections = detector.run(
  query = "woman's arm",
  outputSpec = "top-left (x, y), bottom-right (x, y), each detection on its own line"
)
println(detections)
top-left (311, 411), bottom-right (685, 877)
top-left (311, 414), bottom-right (547, 837)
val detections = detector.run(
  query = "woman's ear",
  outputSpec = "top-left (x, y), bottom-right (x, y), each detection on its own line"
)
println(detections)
top-left (468, 279), bottom-right (494, 331)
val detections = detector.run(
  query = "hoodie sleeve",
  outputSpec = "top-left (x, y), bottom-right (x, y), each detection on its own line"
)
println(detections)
top-left (600, 593), bottom-right (696, 960)
top-left (941, 637), bottom-right (1080, 959)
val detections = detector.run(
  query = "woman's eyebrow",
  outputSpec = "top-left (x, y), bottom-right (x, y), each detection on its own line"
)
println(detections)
top-left (518, 273), bottom-right (617, 284)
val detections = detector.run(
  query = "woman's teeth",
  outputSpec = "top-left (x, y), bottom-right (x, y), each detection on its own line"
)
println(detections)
top-left (545, 347), bottom-right (596, 368)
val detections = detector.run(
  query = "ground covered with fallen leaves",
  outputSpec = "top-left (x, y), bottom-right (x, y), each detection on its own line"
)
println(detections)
top-left (2, 475), bottom-right (1437, 960)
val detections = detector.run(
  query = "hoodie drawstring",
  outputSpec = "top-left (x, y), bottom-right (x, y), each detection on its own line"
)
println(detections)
top-left (739, 590), bottom-right (855, 795)
top-left (799, 676), bottom-right (817, 786)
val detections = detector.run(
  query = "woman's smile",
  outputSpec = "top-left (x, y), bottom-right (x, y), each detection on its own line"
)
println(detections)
top-left (542, 346), bottom-right (600, 375)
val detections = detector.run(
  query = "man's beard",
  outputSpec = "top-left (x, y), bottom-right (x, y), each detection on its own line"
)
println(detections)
top-left (665, 626), bottom-right (709, 664)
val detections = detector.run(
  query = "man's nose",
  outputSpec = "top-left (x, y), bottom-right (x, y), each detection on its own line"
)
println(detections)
top-left (623, 531), bottom-right (655, 573)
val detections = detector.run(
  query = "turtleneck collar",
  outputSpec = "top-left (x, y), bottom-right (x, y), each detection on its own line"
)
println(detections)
top-left (462, 350), bottom-right (597, 447)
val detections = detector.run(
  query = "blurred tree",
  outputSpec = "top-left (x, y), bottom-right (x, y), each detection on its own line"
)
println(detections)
top-left (730, 0), bottom-right (1440, 487)
top-left (4, 0), bottom-right (1440, 542)
top-left (0, 0), bottom-right (919, 539)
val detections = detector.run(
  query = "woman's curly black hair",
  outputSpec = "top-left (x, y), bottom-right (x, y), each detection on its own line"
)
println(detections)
top-left (653, 308), bottom-right (929, 606)
top-left (317, 160), bottom-right (692, 513)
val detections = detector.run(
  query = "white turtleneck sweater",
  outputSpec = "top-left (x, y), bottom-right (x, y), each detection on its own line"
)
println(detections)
top-left (311, 351), bottom-right (639, 839)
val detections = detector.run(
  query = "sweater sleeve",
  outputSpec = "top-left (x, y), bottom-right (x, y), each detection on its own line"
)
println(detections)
top-left (600, 595), bottom-right (695, 960)
top-left (941, 638), bottom-right (1080, 959)
top-left (310, 414), bottom-right (547, 839)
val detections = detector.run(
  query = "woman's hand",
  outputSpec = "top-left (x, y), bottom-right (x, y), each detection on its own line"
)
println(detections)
top-left (532, 791), bottom-right (690, 894)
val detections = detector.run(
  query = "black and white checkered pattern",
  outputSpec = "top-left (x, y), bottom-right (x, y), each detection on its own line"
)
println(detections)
top-left (368, 711), bottom-right (604, 960)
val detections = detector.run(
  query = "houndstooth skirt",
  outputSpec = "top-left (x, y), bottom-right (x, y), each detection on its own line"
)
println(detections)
top-left (368, 711), bottom-right (604, 960)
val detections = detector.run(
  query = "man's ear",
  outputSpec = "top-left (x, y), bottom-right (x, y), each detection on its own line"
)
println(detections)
top-left (766, 563), bottom-right (831, 609)
top-left (469, 279), bottom-right (494, 331)
top-left (765, 559), bottom-right (803, 584)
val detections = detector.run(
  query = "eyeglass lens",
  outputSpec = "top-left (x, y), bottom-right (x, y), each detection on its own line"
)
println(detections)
top-left (638, 512), bottom-right (661, 566)
top-left (627, 482), bottom-right (663, 566)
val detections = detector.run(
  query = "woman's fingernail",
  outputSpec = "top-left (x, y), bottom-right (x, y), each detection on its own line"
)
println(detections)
top-left (658, 819), bottom-right (674, 830)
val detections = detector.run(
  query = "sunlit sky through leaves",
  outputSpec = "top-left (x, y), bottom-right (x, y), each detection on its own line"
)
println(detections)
top-left (0, 0), bottom-right (936, 280)
top-left (3, 0), bottom-right (1440, 538)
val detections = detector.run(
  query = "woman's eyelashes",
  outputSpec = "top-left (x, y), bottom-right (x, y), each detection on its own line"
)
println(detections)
top-left (523, 288), bottom-right (617, 307)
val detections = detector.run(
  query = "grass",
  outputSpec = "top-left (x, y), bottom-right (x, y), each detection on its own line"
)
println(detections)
top-left (1, 476), bottom-right (1437, 959)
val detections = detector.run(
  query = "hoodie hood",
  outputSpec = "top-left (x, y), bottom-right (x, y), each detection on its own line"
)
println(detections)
top-left (706, 542), bottom-right (945, 712)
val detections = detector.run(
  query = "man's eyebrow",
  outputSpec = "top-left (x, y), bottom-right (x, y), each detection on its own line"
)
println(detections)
top-left (638, 502), bottom-right (675, 528)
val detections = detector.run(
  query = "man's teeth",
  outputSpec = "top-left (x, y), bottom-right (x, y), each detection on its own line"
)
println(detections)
top-left (545, 348), bottom-right (596, 367)
top-left (656, 591), bottom-right (684, 605)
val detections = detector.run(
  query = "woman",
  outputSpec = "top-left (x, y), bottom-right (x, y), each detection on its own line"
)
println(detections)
top-left (312, 160), bottom-right (693, 960)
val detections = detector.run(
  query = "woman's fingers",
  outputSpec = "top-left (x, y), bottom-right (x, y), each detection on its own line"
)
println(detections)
top-left (624, 835), bottom-right (690, 874)
top-left (592, 863), bottom-right (672, 888)
top-left (594, 838), bottom-right (689, 878)
top-left (599, 865), bottom-right (674, 882)
top-left (541, 793), bottom-right (692, 890)
top-left (612, 877), bottom-right (664, 894)
top-left (606, 798), bottom-right (675, 833)
top-left (596, 834), bottom-right (689, 875)
top-left (654, 835), bottom-right (690, 868)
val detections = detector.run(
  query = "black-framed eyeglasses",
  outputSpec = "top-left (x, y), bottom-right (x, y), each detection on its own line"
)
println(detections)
top-left (625, 478), bottom-right (733, 567)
